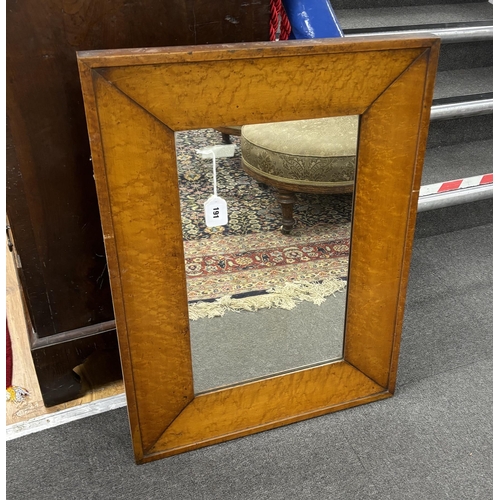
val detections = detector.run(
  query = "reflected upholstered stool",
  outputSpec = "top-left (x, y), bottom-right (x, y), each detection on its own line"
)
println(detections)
top-left (240, 116), bottom-right (358, 234)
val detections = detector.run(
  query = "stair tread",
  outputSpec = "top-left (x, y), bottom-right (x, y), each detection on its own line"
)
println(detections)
top-left (422, 139), bottom-right (492, 186)
top-left (434, 67), bottom-right (493, 100)
top-left (336, 2), bottom-right (492, 31)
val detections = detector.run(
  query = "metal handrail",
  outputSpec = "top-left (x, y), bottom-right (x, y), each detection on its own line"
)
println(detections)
top-left (345, 25), bottom-right (493, 43)
top-left (430, 99), bottom-right (493, 121)
top-left (418, 182), bottom-right (493, 212)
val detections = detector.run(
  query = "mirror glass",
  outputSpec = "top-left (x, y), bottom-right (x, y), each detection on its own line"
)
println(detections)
top-left (175, 117), bottom-right (358, 394)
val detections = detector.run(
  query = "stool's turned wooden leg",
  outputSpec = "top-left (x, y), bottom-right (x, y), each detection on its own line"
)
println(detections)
top-left (276, 190), bottom-right (297, 235)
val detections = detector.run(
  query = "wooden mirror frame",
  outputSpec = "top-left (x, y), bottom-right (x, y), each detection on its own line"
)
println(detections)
top-left (77, 36), bottom-right (439, 464)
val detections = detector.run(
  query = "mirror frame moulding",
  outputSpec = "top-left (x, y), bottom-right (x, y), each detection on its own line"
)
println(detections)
top-left (77, 36), bottom-right (440, 464)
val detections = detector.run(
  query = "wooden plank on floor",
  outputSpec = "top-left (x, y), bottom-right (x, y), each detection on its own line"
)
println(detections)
top-left (5, 244), bottom-right (124, 428)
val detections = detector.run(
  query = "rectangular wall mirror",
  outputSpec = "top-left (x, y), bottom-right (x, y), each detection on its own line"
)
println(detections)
top-left (77, 36), bottom-right (439, 464)
top-left (179, 120), bottom-right (355, 394)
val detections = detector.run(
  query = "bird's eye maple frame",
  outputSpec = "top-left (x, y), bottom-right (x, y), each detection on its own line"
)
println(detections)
top-left (77, 35), bottom-right (440, 464)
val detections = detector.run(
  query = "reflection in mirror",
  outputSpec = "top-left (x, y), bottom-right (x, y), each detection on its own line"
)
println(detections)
top-left (175, 117), bottom-right (359, 394)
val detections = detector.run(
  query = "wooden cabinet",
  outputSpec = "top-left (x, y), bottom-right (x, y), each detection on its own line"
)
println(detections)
top-left (6, 0), bottom-right (269, 406)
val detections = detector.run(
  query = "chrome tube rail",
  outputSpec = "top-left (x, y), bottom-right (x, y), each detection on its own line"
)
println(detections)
top-left (418, 183), bottom-right (493, 212)
top-left (345, 25), bottom-right (493, 43)
top-left (430, 99), bottom-right (493, 121)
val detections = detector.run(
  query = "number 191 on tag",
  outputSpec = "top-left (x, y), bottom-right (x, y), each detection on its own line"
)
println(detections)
top-left (204, 195), bottom-right (228, 227)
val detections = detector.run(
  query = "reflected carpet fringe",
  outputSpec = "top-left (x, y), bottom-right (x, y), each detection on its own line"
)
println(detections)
top-left (188, 278), bottom-right (347, 320)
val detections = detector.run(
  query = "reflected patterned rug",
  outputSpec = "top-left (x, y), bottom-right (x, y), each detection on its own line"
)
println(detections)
top-left (176, 129), bottom-right (352, 320)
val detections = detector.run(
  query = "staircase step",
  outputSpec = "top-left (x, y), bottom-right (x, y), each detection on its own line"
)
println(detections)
top-left (335, 3), bottom-right (492, 220)
top-left (345, 31), bottom-right (492, 72)
top-left (428, 68), bottom-right (492, 145)
top-left (344, 23), bottom-right (491, 72)
top-left (414, 197), bottom-right (492, 239)
top-left (427, 114), bottom-right (492, 148)
top-left (333, 0), bottom-right (487, 10)
top-left (433, 67), bottom-right (492, 99)
top-left (434, 39), bottom-right (492, 72)
top-left (429, 66), bottom-right (492, 145)
top-left (343, 22), bottom-right (492, 41)
top-left (336, 3), bottom-right (492, 30)
top-left (422, 139), bottom-right (492, 185)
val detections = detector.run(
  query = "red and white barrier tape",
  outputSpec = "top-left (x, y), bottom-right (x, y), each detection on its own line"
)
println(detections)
top-left (419, 173), bottom-right (493, 196)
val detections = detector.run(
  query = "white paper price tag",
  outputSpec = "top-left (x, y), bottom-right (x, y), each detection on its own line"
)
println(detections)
top-left (204, 195), bottom-right (228, 227)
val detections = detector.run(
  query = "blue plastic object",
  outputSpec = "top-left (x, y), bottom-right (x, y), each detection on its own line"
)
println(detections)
top-left (282, 0), bottom-right (344, 39)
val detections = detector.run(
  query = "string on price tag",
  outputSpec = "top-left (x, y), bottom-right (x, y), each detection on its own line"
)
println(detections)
top-left (198, 149), bottom-right (228, 227)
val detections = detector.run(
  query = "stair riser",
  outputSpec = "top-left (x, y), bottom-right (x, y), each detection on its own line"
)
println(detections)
top-left (437, 40), bottom-right (492, 71)
top-left (414, 198), bottom-right (492, 239)
top-left (427, 114), bottom-right (492, 148)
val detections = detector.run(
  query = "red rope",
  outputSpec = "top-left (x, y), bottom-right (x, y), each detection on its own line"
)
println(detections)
top-left (270, 0), bottom-right (280, 41)
top-left (270, 0), bottom-right (291, 41)
top-left (279, 3), bottom-right (291, 40)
